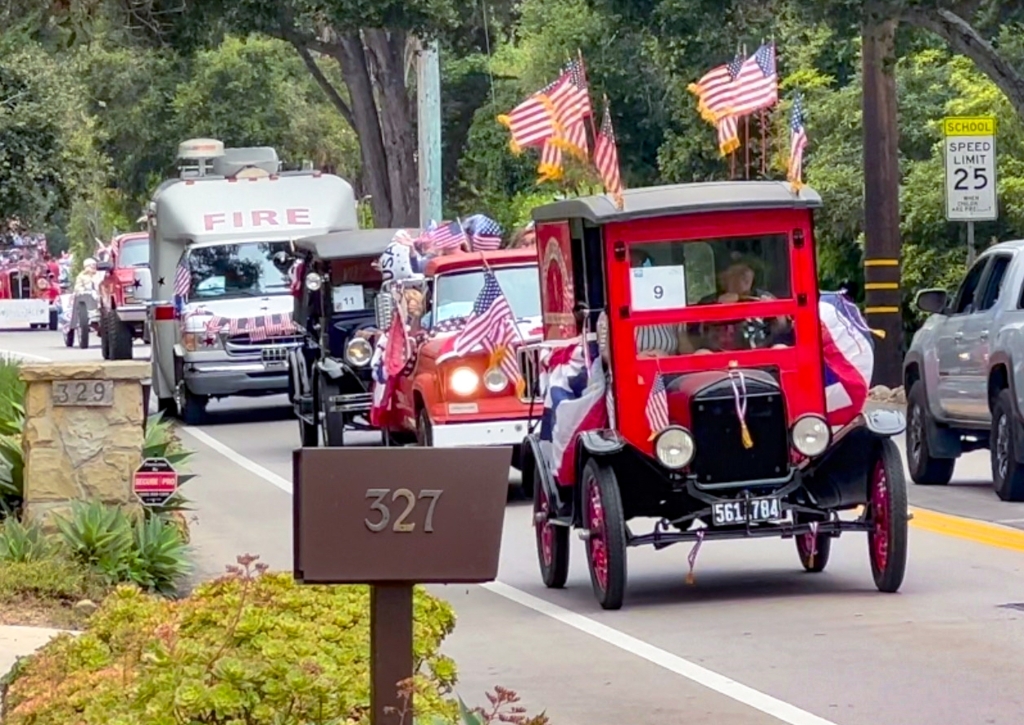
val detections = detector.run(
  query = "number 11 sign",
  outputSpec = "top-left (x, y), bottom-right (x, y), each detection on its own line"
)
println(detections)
top-left (943, 116), bottom-right (998, 222)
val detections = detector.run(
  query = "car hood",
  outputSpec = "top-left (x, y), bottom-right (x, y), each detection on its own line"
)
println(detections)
top-left (181, 294), bottom-right (293, 333)
top-left (419, 315), bottom-right (544, 362)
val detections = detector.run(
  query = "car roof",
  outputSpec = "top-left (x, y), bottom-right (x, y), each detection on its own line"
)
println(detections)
top-left (983, 239), bottom-right (1024, 252)
top-left (293, 228), bottom-right (403, 259)
top-left (531, 181), bottom-right (822, 224)
top-left (113, 232), bottom-right (148, 245)
top-left (425, 248), bottom-right (537, 277)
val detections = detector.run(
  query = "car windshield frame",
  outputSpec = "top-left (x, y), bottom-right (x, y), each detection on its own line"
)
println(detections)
top-left (185, 240), bottom-right (297, 300)
top-left (116, 239), bottom-right (149, 269)
top-left (430, 264), bottom-right (541, 325)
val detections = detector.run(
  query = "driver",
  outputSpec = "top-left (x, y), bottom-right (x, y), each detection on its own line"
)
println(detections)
top-left (74, 257), bottom-right (102, 294)
top-left (695, 259), bottom-right (790, 351)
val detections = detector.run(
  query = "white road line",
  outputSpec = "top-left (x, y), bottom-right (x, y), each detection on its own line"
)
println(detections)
top-left (1, 344), bottom-right (837, 724)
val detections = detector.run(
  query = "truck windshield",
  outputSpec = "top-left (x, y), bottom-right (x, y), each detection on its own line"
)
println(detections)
top-left (186, 241), bottom-right (296, 299)
top-left (117, 239), bottom-right (149, 268)
top-left (432, 265), bottom-right (540, 324)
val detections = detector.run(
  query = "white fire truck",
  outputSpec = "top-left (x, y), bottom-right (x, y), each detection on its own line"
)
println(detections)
top-left (147, 139), bottom-right (358, 424)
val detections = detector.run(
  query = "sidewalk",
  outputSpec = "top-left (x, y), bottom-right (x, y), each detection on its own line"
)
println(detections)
top-left (0, 625), bottom-right (72, 677)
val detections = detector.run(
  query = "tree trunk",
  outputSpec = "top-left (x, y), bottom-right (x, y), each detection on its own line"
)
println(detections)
top-left (900, 6), bottom-right (1024, 120)
top-left (362, 29), bottom-right (420, 227)
top-left (335, 33), bottom-right (394, 228)
top-left (862, 9), bottom-right (903, 388)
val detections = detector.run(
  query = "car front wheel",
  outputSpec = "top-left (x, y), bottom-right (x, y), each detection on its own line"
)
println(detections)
top-left (991, 389), bottom-right (1024, 502)
top-left (906, 381), bottom-right (955, 485)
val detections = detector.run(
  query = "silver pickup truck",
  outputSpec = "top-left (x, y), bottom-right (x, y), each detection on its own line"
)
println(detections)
top-left (904, 239), bottom-right (1024, 501)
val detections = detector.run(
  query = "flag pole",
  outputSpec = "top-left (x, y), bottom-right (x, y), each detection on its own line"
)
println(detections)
top-left (578, 49), bottom-right (601, 154)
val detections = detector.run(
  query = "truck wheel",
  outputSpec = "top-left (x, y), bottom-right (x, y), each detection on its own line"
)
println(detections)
top-left (110, 318), bottom-right (133, 360)
top-left (532, 457), bottom-right (568, 588)
top-left (99, 310), bottom-right (112, 360)
top-left (868, 438), bottom-right (909, 593)
top-left (173, 357), bottom-right (207, 425)
top-left (64, 328), bottom-right (75, 348)
top-left (157, 397), bottom-right (177, 417)
top-left (991, 388), bottom-right (1024, 502)
top-left (581, 457), bottom-right (627, 610)
top-left (48, 308), bottom-right (58, 330)
top-left (77, 302), bottom-right (89, 349)
top-left (906, 381), bottom-right (955, 485)
top-left (319, 377), bottom-right (346, 446)
top-left (416, 408), bottom-right (433, 447)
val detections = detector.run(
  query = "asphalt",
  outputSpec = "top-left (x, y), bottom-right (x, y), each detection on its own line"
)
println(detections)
top-left (3, 327), bottom-right (1024, 725)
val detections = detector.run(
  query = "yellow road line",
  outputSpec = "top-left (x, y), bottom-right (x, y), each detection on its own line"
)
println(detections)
top-left (909, 506), bottom-right (1024, 553)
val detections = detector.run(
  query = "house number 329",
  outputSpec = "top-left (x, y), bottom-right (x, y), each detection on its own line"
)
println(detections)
top-left (364, 488), bottom-right (443, 533)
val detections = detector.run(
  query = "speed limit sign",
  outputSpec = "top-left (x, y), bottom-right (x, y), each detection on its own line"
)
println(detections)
top-left (944, 116), bottom-right (997, 221)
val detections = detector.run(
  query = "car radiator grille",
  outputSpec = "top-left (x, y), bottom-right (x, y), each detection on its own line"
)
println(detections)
top-left (690, 390), bottom-right (789, 486)
top-left (516, 345), bottom-right (544, 403)
top-left (225, 334), bottom-right (303, 357)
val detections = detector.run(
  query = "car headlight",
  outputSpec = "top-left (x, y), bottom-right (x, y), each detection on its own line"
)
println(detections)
top-left (345, 336), bottom-right (373, 367)
top-left (483, 367), bottom-right (508, 392)
top-left (791, 415), bottom-right (830, 457)
top-left (449, 367), bottom-right (480, 396)
top-left (654, 426), bottom-right (695, 469)
top-left (181, 331), bottom-right (221, 352)
top-left (305, 272), bottom-right (322, 291)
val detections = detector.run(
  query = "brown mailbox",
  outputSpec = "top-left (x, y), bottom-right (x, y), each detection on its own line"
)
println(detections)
top-left (292, 446), bottom-right (513, 725)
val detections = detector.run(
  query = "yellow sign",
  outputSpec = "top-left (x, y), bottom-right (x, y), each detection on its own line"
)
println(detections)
top-left (943, 116), bottom-right (996, 136)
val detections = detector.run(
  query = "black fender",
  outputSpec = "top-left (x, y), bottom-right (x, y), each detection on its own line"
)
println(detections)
top-left (577, 430), bottom-right (626, 456)
top-left (521, 434), bottom-right (564, 513)
top-left (863, 408), bottom-right (906, 438)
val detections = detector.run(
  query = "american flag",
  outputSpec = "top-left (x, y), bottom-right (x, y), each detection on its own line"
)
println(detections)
top-left (173, 257), bottom-right (190, 315)
top-left (788, 94), bottom-right (808, 189)
top-left (689, 53), bottom-right (744, 124)
top-left (454, 270), bottom-right (522, 386)
top-left (464, 214), bottom-right (503, 251)
top-left (538, 138), bottom-right (564, 182)
top-left (550, 58), bottom-right (592, 158)
top-left (431, 316), bottom-right (467, 335)
top-left (498, 74), bottom-right (569, 152)
top-left (645, 373), bottom-right (670, 438)
top-left (594, 97), bottom-right (624, 209)
top-left (726, 44), bottom-right (778, 117)
top-left (426, 220), bottom-right (467, 251)
top-left (717, 114), bottom-right (740, 156)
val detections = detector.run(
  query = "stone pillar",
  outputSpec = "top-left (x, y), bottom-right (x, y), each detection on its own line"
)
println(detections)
top-left (20, 361), bottom-right (150, 526)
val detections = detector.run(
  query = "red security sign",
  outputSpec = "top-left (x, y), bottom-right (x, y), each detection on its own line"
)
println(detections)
top-left (133, 458), bottom-right (179, 506)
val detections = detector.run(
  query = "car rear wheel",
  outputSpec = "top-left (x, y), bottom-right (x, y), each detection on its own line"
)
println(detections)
top-left (533, 471), bottom-right (569, 589)
top-left (109, 316), bottom-right (133, 360)
top-left (868, 438), bottom-right (908, 593)
top-left (581, 457), bottom-right (627, 610)
top-left (906, 381), bottom-right (955, 485)
top-left (991, 388), bottom-right (1024, 502)
top-left (77, 302), bottom-right (89, 349)
top-left (99, 310), bottom-right (112, 360)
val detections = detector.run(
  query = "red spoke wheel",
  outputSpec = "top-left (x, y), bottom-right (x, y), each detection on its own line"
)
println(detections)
top-left (581, 458), bottom-right (627, 610)
top-left (868, 438), bottom-right (908, 593)
top-left (794, 514), bottom-right (831, 573)
top-left (533, 478), bottom-right (569, 589)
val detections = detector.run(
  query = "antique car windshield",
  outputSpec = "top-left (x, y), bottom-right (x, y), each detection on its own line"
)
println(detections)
top-left (432, 265), bottom-right (540, 324)
top-left (186, 241), bottom-right (296, 300)
top-left (629, 233), bottom-right (794, 356)
top-left (117, 239), bottom-right (149, 269)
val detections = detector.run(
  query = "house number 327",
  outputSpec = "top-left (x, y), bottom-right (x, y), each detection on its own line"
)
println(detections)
top-left (364, 488), bottom-right (443, 533)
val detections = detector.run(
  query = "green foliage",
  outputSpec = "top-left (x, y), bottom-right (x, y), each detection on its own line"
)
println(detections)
top-left (4, 556), bottom-right (460, 725)
top-left (53, 500), bottom-right (190, 593)
top-left (0, 518), bottom-right (53, 563)
top-left (0, 557), bottom-right (108, 608)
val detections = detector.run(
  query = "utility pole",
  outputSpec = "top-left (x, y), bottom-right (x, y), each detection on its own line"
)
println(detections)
top-left (861, 9), bottom-right (903, 388)
top-left (416, 40), bottom-right (443, 227)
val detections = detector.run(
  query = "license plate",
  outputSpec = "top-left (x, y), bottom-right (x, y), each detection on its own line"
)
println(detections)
top-left (711, 497), bottom-right (782, 526)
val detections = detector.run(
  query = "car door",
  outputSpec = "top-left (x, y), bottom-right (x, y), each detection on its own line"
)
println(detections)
top-left (956, 253), bottom-right (1013, 422)
top-left (936, 256), bottom-right (991, 420)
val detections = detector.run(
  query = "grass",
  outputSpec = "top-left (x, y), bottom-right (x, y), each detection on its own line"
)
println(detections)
top-left (0, 558), bottom-right (111, 629)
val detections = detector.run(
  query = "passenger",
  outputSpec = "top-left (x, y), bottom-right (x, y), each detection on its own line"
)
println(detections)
top-left (508, 222), bottom-right (536, 249)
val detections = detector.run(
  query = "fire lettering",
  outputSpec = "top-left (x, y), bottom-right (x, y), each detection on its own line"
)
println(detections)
top-left (252, 210), bottom-right (278, 226)
top-left (232, 211), bottom-right (244, 227)
top-left (203, 212), bottom-right (226, 231)
top-left (287, 208), bottom-right (311, 225)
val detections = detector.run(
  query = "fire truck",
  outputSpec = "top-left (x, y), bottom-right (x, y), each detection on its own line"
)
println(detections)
top-left (147, 139), bottom-right (359, 424)
top-left (97, 231), bottom-right (152, 359)
top-left (0, 255), bottom-right (57, 330)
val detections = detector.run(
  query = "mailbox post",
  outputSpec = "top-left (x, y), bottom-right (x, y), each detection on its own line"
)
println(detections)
top-left (293, 447), bottom-right (511, 725)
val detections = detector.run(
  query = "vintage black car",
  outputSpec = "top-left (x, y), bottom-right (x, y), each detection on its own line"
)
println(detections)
top-left (289, 228), bottom-right (398, 446)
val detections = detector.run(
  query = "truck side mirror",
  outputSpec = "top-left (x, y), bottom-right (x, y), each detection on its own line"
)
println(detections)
top-left (915, 288), bottom-right (948, 315)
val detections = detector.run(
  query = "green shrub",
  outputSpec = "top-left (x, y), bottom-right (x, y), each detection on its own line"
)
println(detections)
top-left (0, 518), bottom-right (53, 563)
top-left (53, 500), bottom-right (190, 593)
top-left (3, 556), bottom-right (460, 725)
top-left (0, 557), bottom-right (108, 608)
top-left (0, 357), bottom-right (25, 433)
top-left (0, 357), bottom-right (25, 509)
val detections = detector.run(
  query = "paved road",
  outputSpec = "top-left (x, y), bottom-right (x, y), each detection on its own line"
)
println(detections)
top-left (4, 328), bottom-right (1024, 725)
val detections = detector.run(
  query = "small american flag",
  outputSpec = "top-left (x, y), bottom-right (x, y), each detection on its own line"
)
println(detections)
top-left (432, 316), bottom-right (467, 335)
top-left (427, 220), bottom-right (467, 251)
top-left (498, 75), bottom-right (566, 152)
top-left (689, 53), bottom-right (744, 123)
top-left (454, 270), bottom-right (522, 386)
top-left (173, 257), bottom-right (190, 314)
top-left (717, 114), bottom-right (740, 156)
top-left (538, 138), bottom-right (564, 182)
top-left (551, 58), bottom-right (592, 158)
top-left (727, 44), bottom-right (778, 117)
top-left (465, 214), bottom-right (503, 251)
top-left (645, 373), bottom-right (670, 438)
top-left (788, 94), bottom-right (808, 190)
top-left (594, 97), bottom-right (624, 209)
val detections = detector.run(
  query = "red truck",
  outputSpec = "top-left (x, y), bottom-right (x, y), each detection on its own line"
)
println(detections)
top-left (97, 232), bottom-right (152, 359)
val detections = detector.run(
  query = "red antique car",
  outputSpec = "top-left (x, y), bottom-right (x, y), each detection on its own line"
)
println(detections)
top-left (519, 181), bottom-right (909, 610)
top-left (97, 232), bottom-right (152, 359)
top-left (381, 248), bottom-right (541, 467)
top-left (0, 257), bottom-right (58, 330)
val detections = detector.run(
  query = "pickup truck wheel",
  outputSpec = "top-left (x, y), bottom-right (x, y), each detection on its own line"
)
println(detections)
top-left (906, 381), bottom-right (955, 485)
top-left (991, 389), bottom-right (1024, 502)
top-left (99, 310), bottom-right (112, 360)
top-left (416, 408), bottom-right (433, 446)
